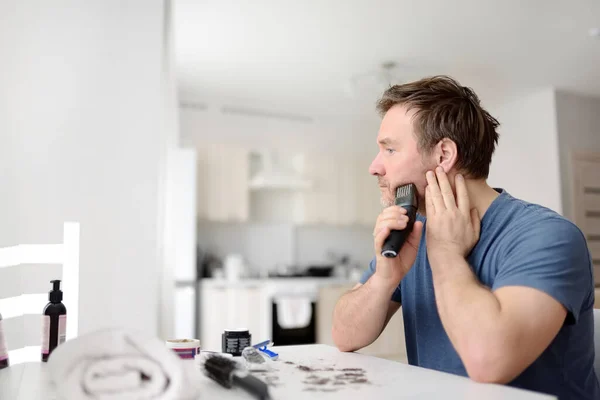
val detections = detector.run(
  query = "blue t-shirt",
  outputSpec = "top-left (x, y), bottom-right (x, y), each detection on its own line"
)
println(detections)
top-left (360, 189), bottom-right (600, 399)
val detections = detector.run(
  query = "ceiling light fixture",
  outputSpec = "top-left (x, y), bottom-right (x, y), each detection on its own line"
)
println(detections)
top-left (344, 61), bottom-right (403, 98)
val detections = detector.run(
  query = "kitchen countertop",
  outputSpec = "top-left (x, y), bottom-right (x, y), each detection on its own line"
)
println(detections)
top-left (0, 344), bottom-right (556, 399)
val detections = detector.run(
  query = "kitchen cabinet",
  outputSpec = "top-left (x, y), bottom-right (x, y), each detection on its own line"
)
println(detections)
top-left (336, 157), bottom-right (360, 226)
top-left (200, 285), bottom-right (228, 350)
top-left (199, 283), bottom-right (269, 351)
top-left (294, 155), bottom-right (339, 225)
top-left (356, 161), bottom-right (382, 227)
top-left (195, 144), bottom-right (380, 227)
top-left (294, 154), bottom-right (380, 227)
top-left (197, 144), bottom-right (249, 222)
top-left (316, 283), bottom-right (407, 362)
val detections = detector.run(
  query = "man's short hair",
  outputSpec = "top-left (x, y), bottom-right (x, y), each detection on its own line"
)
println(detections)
top-left (376, 75), bottom-right (500, 179)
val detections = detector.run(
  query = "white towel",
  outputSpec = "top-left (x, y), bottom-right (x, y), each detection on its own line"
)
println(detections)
top-left (47, 328), bottom-right (200, 400)
top-left (275, 296), bottom-right (312, 329)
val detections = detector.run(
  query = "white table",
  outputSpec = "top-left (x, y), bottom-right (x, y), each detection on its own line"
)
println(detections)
top-left (0, 344), bottom-right (555, 399)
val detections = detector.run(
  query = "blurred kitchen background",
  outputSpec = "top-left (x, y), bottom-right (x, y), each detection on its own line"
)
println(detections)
top-left (1, 0), bottom-right (599, 363)
top-left (169, 0), bottom-right (600, 362)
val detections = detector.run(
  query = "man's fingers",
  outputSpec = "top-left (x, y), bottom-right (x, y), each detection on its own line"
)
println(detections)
top-left (426, 170), bottom-right (445, 211)
top-left (381, 206), bottom-right (407, 217)
top-left (376, 206), bottom-right (407, 226)
top-left (373, 216), bottom-right (409, 237)
top-left (435, 167), bottom-right (456, 210)
top-left (455, 174), bottom-right (470, 216)
top-left (425, 185), bottom-right (435, 216)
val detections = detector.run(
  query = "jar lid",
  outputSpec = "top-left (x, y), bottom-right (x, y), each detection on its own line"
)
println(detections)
top-left (165, 338), bottom-right (201, 349)
top-left (224, 328), bottom-right (249, 333)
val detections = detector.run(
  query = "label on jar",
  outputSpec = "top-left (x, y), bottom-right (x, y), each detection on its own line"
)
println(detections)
top-left (222, 331), bottom-right (251, 356)
top-left (0, 320), bottom-right (8, 361)
top-left (58, 315), bottom-right (66, 345)
top-left (41, 316), bottom-right (50, 355)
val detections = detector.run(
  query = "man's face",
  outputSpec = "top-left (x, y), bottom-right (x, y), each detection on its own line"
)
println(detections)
top-left (369, 104), bottom-right (437, 214)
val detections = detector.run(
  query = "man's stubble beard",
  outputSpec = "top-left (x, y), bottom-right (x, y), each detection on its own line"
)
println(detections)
top-left (380, 196), bottom-right (394, 208)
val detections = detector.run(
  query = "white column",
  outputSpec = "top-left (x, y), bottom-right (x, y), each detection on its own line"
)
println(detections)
top-left (0, 0), bottom-right (174, 336)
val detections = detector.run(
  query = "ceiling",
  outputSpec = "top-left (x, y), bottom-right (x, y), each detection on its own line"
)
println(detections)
top-left (174, 0), bottom-right (600, 117)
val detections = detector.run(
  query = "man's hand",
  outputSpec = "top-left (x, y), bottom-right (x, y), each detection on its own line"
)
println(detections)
top-left (373, 205), bottom-right (423, 286)
top-left (425, 167), bottom-right (480, 266)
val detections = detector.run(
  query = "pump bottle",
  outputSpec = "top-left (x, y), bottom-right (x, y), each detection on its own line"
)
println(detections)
top-left (42, 280), bottom-right (67, 362)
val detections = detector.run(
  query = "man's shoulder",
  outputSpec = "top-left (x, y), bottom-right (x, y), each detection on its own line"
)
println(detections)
top-left (495, 191), bottom-right (584, 238)
top-left (488, 194), bottom-right (591, 268)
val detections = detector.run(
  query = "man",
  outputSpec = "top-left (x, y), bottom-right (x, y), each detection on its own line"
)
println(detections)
top-left (332, 76), bottom-right (599, 399)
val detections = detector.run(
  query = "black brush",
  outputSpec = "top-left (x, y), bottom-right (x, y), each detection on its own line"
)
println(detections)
top-left (381, 183), bottom-right (418, 258)
top-left (203, 354), bottom-right (272, 400)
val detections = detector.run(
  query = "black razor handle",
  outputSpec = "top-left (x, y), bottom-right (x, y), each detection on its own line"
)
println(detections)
top-left (381, 184), bottom-right (418, 258)
top-left (381, 205), bottom-right (417, 258)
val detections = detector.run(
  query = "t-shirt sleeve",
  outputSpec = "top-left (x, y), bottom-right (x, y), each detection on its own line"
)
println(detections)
top-left (492, 218), bottom-right (593, 324)
top-left (359, 257), bottom-right (402, 303)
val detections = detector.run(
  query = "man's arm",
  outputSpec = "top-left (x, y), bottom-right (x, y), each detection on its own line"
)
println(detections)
top-left (332, 201), bottom-right (423, 353)
top-left (331, 279), bottom-right (401, 352)
top-left (431, 255), bottom-right (566, 383)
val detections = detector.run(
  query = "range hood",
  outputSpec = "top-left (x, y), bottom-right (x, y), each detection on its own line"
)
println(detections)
top-left (249, 150), bottom-right (313, 190)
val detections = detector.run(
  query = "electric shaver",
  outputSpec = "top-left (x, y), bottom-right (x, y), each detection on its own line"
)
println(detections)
top-left (381, 183), bottom-right (418, 258)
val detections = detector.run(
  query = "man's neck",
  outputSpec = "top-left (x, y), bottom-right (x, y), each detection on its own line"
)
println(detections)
top-left (464, 179), bottom-right (500, 220)
top-left (417, 177), bottom-right (499, 218)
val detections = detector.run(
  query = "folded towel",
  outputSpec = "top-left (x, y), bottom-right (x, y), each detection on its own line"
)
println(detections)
top-left (275, 296), bottom-right (312, 329)
top-left (47, 328), bottom-right (200, 400)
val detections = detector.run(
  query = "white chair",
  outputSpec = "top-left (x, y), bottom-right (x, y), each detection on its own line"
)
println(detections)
top-left (0, 222), bottom-right (79, 364)
top-left (594, 308), bottom-right (600, 380)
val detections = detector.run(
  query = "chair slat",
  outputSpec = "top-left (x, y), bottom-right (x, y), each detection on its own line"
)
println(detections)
top-left (0, 244), bottom-right (63, 268)
top-left (0, 222), bottom-right (79, 365)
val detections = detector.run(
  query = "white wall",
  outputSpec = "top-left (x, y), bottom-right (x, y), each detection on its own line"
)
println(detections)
top-left (555, 91), bottom-right (600, 221)
top-left (487, 88), bottom-right (563, 213)
top-left (0, 1), bottom-right (173, 336)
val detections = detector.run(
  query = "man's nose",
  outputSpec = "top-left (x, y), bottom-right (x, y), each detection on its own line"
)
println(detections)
top-left (369, 152), bottom-right (385, 176)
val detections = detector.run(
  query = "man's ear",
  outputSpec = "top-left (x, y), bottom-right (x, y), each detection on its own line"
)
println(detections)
top-left (434, 138), bottom-right (459, 173)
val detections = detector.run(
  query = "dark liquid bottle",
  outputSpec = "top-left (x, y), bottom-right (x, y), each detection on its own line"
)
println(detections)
top-left (41, 280), bottom-right (67, 362)
top-left (0, 312), bottom-right (8, 369)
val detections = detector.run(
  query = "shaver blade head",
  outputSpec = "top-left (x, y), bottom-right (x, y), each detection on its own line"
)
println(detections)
top-left (394, 183), bottom-right (418, 208)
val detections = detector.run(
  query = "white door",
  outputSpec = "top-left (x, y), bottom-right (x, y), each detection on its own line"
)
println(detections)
top-left (572, 152), bottom-right (600, 286)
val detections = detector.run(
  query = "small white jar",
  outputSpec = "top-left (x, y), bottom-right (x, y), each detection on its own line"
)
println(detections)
top-left (165, 338), bottom-right (201, 360)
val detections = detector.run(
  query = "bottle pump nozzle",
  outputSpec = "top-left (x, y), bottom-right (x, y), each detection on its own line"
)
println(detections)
top-left (49, 280), bottom-right (63, 303)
